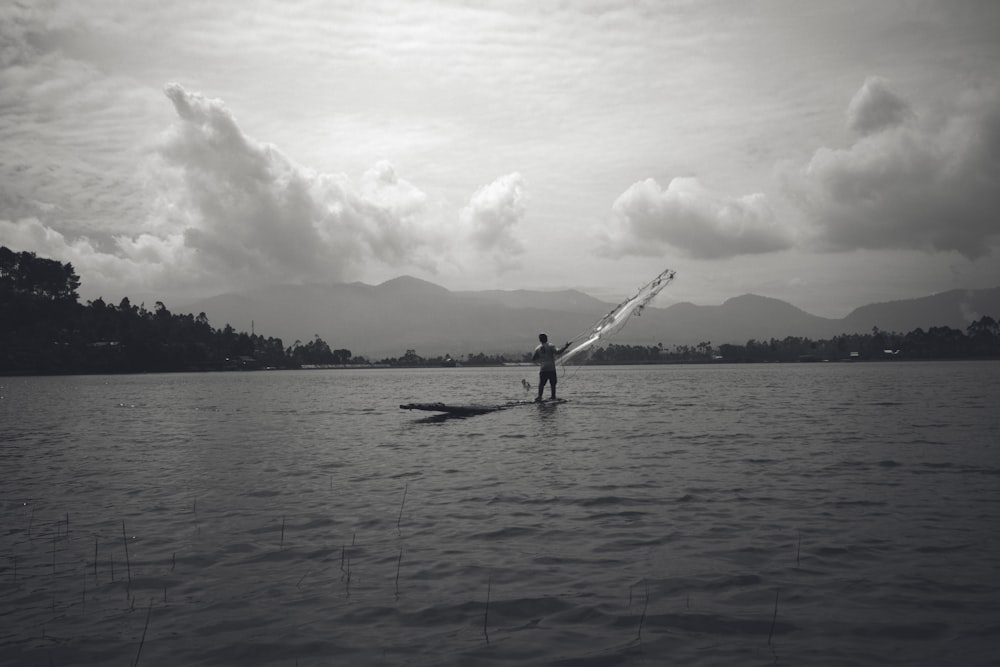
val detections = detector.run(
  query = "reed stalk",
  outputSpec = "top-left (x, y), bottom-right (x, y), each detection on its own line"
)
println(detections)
top-left (395, 547), bottom-right (403, 597)
top-left (636, 580), bottom-right (648, 641)
top-left (122, 520), bottom-right (132, 583)
top-left (767, 587), bottom-right (780, 645)
top-left (280, 516), bottom-right (286, 550)
top-left (397, 483), bottom-right (408, 530)
top-left (484, 570), bottom-right (492, 644)
top-left (133, 599), bottom-right (152, 666)
top-left (344, 554), bottom-right (352, 597)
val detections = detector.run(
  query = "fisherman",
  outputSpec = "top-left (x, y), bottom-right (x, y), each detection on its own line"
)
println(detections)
top-left (532, 333), bottom-right (571, 402)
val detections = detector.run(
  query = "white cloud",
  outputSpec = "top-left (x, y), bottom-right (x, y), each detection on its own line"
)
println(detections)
top-left (460, 172), bottom-right (527, 270)
top-left (0, 217), bottom-right (77, 254)
top-left (595, 177), bottom-right (794, 260)
top-left (150, 82), bottom-right (443, 288)
top-left (1, 81), bottom-right (541, 300)
top-left (3, 2), bottom-right (999, 314)
top-left (847, 76), bottom-right (912, 136)
top-left (0, 83), bottom-right (463, 299)
top-left (0, 217), bottom-right (165, 298)
top-left (789, 80), bottom-right (1000, 259)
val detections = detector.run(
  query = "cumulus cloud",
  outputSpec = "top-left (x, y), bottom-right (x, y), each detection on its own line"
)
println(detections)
top-left (847, 76), bottom-right (912, 136)
top-left (0, 216), bottom-right (165, 296)
top-left (595, 177), bottom-right (793, 259)
top-left (1, 80), bottom-right (539, 299)
top-left (789, 80), bottom-right (1000, 259)
top-left (1, 83), bottom-right (477, 298)
top-left (460, 172), bottom-right (527, 269)
top-left (156, 82), bottom-right (442, 288)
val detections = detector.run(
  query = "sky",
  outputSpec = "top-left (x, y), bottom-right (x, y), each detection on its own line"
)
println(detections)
top-left (2, 0), bottom-right (999, 318)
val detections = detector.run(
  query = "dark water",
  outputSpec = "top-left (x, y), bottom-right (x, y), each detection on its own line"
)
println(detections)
top-left (1, 362), bottom-right (998, 666)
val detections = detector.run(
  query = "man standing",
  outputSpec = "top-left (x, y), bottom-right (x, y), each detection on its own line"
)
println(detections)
top-left (532, 333), bottom-right (570, 402)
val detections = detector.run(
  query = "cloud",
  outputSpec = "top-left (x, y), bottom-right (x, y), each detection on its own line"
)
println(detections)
top-left (460, 172), bottom-right (527, 269)
top-left (160, 83), bottom-right (362, 284)
top-left (1, 82), bottom-right (460, 299)
top-left (0, 216), bottom-right (166, 296)
top-left (847, 76), bottom-right (912, 136)
top-left (146, 83), bottom-right (441, 291)
top-left (789, 80), bottom-right (1000, 259)
top-left (2, 81), bottom-right (540, 299)
top-left (595, 177), bottom-right (793, 260)
top-left (0, 4), bottom-right (160, 240)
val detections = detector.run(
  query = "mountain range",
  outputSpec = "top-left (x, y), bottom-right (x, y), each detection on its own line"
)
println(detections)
top-left (178, 278), bottom-right (1000, 360)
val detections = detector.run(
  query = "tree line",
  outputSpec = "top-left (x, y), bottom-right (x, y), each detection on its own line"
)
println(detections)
top-left (0, 247), bottom-right (521, 373)
top-left (2, 246), bottom-right (997, 375)
top-left (1, 247), bottom-right (361, 374)
top-left (583, 319), bottom-right (1000, 364)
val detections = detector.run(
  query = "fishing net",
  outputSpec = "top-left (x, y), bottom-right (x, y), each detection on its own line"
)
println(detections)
top-left (557, 268), bottom-right (676, 366)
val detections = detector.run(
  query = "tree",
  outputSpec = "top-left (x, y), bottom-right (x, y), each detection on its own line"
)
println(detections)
top-left (0, 248), bottom-right (80, 301)
top-left (967, 316), bottom-right (999, 357)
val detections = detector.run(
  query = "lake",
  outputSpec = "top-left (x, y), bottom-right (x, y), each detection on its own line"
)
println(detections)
top-left (1, 361), bottom-right (998, 666)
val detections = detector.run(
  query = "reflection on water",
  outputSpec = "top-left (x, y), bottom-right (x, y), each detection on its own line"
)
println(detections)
top-left (1, 362), bottom-right (998, 666)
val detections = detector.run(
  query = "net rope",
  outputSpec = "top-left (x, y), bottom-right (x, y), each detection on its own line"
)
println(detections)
top-left (556, 268), bottom-right (676, 367)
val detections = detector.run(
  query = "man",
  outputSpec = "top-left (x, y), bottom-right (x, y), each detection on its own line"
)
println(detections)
top-left (532, 332), bottom-right (570, 402)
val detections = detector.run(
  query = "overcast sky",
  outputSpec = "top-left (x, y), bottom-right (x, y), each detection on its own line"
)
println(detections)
top-left (2, 0), bottom-right (999, 317)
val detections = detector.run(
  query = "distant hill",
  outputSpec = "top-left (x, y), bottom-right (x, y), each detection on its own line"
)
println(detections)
top-left (178, 279), bottom-right (1000, 360)
top-left (454, 287), bottom-right (609, 313)
top-left (840, 287), bottom-right (1000, 334)
top-left (638, 294), bottom-right (840, 344)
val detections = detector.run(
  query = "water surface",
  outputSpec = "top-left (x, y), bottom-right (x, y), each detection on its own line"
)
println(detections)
top-left (2, 362), bottom-right (998, 665)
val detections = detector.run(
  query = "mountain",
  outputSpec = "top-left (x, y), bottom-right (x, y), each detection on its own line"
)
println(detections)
top-left (453, 287), bottom-right (609, 313)
top-left (641, 295), bottom-right (840, 344)
top-left (178, 279), bottom-right (1000, 360)
top-left (840, 287), bottom-right (1000, 334)
top-left (181, 277), bottom-right (604, 359)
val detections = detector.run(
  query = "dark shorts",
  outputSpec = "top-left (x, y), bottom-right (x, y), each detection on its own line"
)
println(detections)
top-left (539, 370), bottom-right (557, 386)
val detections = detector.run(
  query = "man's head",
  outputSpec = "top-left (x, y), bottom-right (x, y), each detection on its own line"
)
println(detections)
top-left (538, 332), bottom-right (548, 343)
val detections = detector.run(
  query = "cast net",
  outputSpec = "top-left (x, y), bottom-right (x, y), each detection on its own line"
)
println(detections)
top-left (557, 268), bottom-right (676, 367)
